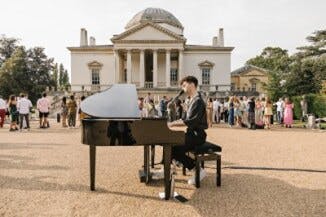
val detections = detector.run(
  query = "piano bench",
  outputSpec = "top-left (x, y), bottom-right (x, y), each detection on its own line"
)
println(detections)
top-left (182, 142), bottom-right (222, 188)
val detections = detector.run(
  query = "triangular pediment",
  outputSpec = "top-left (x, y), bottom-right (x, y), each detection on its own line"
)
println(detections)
top-left (87, 60), bottom-right (103, 69)
top-left (243, 69), bottom-right (267, 76)
top-left (198, 60), bottom-right (215, 68)
top-left (231, 65), bottom-right (268, 76)
top-left (111, 22), bottom-right (186, 42)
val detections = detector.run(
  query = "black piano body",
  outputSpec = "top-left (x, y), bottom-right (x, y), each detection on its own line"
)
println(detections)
top-left (80, 84), bottom-right (184, 200)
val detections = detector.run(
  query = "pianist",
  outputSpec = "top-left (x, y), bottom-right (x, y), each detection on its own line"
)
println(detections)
top-left (168, 76), bottom-right (208, 185)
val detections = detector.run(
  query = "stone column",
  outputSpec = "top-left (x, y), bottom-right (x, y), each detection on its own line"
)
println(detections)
top-left (178, 49), bottom-right (184, 80)
top-left (153, 49), bottom-right (158, 87)
top-left (139, 49), bottom-right (145, 88)
top-left (126, 49), bottom-right (132, 84)
top-left (165, 49), bottom-right (171, 87)
top-left (114, 50), bottom-right (120, 83)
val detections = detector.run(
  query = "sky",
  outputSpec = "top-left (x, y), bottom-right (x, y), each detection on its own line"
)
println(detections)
top-left (1, 0), bottom-right (325, 76)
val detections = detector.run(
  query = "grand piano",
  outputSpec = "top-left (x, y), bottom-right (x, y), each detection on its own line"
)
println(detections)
top-left (81, 84), bottom-right (185, 200)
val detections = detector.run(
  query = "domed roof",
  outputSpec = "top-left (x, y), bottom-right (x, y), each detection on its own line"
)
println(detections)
top-left (125, 8), bottom-right (183, 29)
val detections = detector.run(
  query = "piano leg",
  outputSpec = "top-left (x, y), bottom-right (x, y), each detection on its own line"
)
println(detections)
top-left (139, 146), bottom-right (151, 183)
top-left (151, 145), bottom-right (155, 168)
top-left (144, 145), bottom-right (150, 183)
top-left (163, 145), bottom-right (172, 200)
top-left (90, 145), bottom-right (96, 191)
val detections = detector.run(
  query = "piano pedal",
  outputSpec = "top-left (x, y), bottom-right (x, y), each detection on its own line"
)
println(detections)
top-left (138, 170), bottom-right (152, 183)
top-left (158, 192), bottom-right (188, 202)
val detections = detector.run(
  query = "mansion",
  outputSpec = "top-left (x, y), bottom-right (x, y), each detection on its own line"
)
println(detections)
top-left (68, 8), bottom-right (234, 97)
top-left (231, 65), bottom-right (269, 96)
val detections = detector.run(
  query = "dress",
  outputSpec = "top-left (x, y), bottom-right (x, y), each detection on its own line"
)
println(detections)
top-left (228, 102), bottom-right (234, 125)
top-left (255, 102), bottom-right (264, 125)
top-left (206, 102), bottom-right (213, 127)
top-left (264, 103), bottom-right (273, 116)
top-left (283, 104), bottom-right (294, 125)
top-left (9, 103), bottom-right (18, 122)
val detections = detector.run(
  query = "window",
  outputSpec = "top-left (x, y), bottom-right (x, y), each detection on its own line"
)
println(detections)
top-left (231, 83), bottom-right (235, 91)
top-left (170, 69), bottom-right (178, 84)
top-left (251, 83), bottom-right (257, 92)
top-left (91, 69), bottom-right (100, 85)
top-left (202, 68), bottom-right (210, 85)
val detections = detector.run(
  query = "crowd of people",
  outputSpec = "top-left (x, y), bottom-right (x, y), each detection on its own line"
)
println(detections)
top-left (0, 93), bottom-right (87, 131)
top-left (137, 93), bottom-right (296, 130)
top-left (0, 93), bottom-right (35, 131)
top-left (0, 90), bottom-right (297, 132)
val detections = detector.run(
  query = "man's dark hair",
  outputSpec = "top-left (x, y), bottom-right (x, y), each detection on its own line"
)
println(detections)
top-left (20, 93), bottom-right (25, 98)
top-left (81, 95), bottom-right (86, 101)
top-left (42, 92), bottom-right (47, 97)
top-left (70, 95), bottom-right (74, 100)
top-left (180, 76), bottom-right (198, 87)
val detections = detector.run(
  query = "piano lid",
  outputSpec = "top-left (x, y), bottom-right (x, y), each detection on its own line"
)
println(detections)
top-left (80, 84), bottom-right (141, 119)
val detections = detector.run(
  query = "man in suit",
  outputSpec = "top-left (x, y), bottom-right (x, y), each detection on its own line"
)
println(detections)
top-left (168, 76), bottom-right (208, 185)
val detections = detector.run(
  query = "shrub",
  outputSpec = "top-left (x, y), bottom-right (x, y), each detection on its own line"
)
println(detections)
top-left (292, 94), bottom-right (326, 119)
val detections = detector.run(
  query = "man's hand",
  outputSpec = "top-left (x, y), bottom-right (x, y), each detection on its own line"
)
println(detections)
top-left (168, 119), bottom-right (185, 128)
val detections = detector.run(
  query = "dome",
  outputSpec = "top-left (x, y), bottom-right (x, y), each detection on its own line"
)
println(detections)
top-left (125, 8), bottom-right (183, 30)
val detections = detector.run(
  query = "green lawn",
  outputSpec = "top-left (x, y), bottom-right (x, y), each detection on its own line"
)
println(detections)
top-left (292, 120), bottom-right (326, 129)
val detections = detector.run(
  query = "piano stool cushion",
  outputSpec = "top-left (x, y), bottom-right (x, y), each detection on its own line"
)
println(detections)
top-left (194, 142), bottom-right (222, 154)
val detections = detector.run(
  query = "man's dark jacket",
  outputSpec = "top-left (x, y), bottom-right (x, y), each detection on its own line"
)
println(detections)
top-left (182, 92), bottom-right (208, 147)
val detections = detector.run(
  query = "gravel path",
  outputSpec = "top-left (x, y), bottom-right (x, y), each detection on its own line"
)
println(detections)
top-left (0, 120), bottom-right (325, 217)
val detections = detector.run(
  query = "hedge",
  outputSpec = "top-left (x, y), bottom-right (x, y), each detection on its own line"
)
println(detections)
top-left (291, 94), bottom-right (326, 119)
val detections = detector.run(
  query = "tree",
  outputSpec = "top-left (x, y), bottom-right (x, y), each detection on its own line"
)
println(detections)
top-left (285, 58), bottom-right (323, 96)
top-left (0, 46), bottom-right (54, 103)
top-left (0, 46), bottom-right (28, 99)
top-left (62, 69), bottom-right (70, 89)
top-left (284, 29), bottom-right (326, 96)
top-left (296, 30), bottom-right (326, 58)
top-left (0, 35), bottom-right (19, 67)
top-left (51, 63), bottom-right (59, 91)
top-left (58, 63), bottom-right (64, 87)
top-left (246, 47), bottom-right (292, 100)
top-left (58, 63), bottom-right (70, 90)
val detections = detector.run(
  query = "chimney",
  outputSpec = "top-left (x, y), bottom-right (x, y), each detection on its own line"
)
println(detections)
top-left (90, 36), bottom-right (96, 46)
top-left (80, 28), bottom-right (88, 46)
top-left (218, 28), bottom-right (224, 47)
top-left (212, 36), bottom-right (218, 46)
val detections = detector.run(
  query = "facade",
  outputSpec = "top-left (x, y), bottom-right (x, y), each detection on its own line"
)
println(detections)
top-left (231, 65), bottom-right (269, 96)
top-left (68, 8), bottom-right (234, 97)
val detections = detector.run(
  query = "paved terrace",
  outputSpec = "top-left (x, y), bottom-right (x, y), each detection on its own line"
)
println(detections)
top-left (0, 120), bottom-right (325, 217)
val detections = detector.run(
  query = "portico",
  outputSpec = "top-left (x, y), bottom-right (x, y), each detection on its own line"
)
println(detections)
top-left (113, 48), bottom-right (184, 88)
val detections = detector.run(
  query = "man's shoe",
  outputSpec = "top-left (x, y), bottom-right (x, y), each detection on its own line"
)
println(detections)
top-left (188, 168), bottom-right (207, 185)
